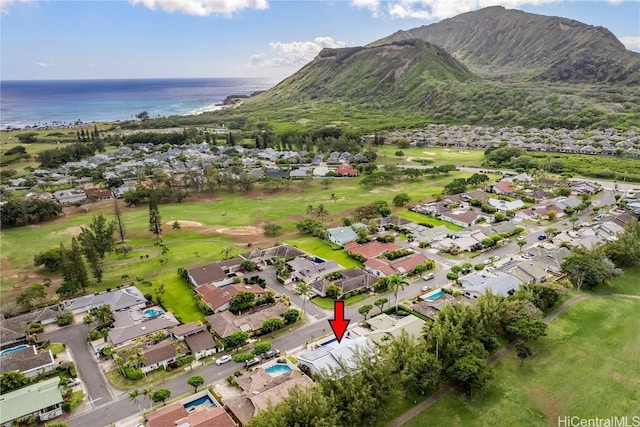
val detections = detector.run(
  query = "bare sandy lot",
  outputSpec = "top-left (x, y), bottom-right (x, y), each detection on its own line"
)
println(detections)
top-left (214, 226), bottom-right (262, 236)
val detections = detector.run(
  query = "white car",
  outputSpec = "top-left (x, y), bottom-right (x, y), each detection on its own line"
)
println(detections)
top-left (65, 378), bottom-right (81, 387)
top-left (216, 355), bottom-right (233, 365)
top-left (517, 236), bottom-right (525, 241)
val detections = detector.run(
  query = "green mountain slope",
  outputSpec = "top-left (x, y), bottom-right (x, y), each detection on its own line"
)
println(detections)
top-left (370, 6), bottom-right (640, 84)
top-left (250, 39), bottom-right (472, 107)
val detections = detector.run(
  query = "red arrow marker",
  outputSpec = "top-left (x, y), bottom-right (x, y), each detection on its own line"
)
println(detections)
top-left (328, 300), bottom-right (350, 343)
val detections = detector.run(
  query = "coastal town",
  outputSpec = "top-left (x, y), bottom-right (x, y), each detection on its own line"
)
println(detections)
top-left (1, 121), bottom-right (639, 427)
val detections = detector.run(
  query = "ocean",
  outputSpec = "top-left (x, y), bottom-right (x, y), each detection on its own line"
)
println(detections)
top-left (0, 78), bottom-right (276, 130)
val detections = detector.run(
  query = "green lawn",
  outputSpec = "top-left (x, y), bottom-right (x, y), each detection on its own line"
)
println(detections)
top-left (46, 342), bottom-right (66, 355)
top-left (404, 296), bottom-right (640, 426)
top-left (397, 210), bottom-right (464, 232)
top-left (375, 146), bottom-right (485, 168)
top-left (286, 236), bottom-right (362, 269)
top-left (311, 292), bottom-right (369, 309)
top-left (606, 265), bottom-right (640, 296)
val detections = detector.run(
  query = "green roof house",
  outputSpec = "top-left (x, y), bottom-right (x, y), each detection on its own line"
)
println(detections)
top-left (0, 377), bottom-right (64, 427)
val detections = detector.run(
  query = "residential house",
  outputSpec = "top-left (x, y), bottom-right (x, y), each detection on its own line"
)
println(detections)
top-left (373, 215), bottom-right (412, 228)
top-left (146, 390), bottom-right (236, 427)
top-left (63, 286), bottom-right (147, 315)
top-left (594, 221), bottom-right (624, 242)
top-left (186, 257), bottom-right (245, 287)
top-left (439, 210), bottom-right (490, 228)
top-left (84, 188), bottom-right (113, 200)
top-left (197, 283), bottom-right (267, 313)
top-left (241, 244), bottom-right (306, 264)
top-left (184, 331), bottom-right (218, 360)
top-left (289, 169), bottom-right (309, 179)
top-left (516, 204), bottom-right (564, 221)
top-left (460, 272), bottom-right (521, 299)
top-left (265, 169), bottom-right (288, 179)
top-left (0, 346), bottom-right (56, 378)
top-left (225, 369), bottom-right (314, 426)
top-left (403, 224), bottom-right (449, 244)
top-left (310, 269), bottom-right (379, 297)
top-left (169, 322), bottom-right (207, 340)
top-left (570, 180), bottom-right (600, 195)
top-left (488, 198), bottom-right (524, 212)
top-left (491, 182), bottom-right (515, 195)
top-left (0, 307), bottom-right (59, 349)
top-left (364, 252), bottom-right (429, 277)
top-left (206, 302), bottom-right (289, 339)
top-left (52, 189), bottom-right (87, 205)
top-left (107, 309), bottom-right (180, 348)
top-left (326, 226), bottom-right (359, 246)
top-left (343, 241), bottom-right (401, 260)
top-left (287, 257), bottom-right (343, 283)
top-left (141, 341), bottom-right (181, 374)
top-left (498, 260), bottom-right (548, 285)
top-left (553, 196), bottom-right (582, 212)
top-left (297, 334), bottom-right (374, 376)
top-left (0, 377), bottom-right (64, 427)
top-left (334, 165), bottom-right (359, 177)
top-left (365, 314), bottom-right (425, 345)
top-left (410, 293), bottom-right (472, 320)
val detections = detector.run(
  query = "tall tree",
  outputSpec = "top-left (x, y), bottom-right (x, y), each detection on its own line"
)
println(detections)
top-left (374, 297), bottom-right (388, 313)
top-left (148, 193), bottom-right (162, 238)
top-left (80, 229), bottom-right (103, 282)
top-left (315, 203), bottom-right (329, 223)
top-left (70, 237), bottom-right (90, 291)
top-left (17, 283), bottom-right (47, 310)
top-left (113, 198), bottom-right (126, 243)
top-left (128, 389), bottom-right (143, 413)
top-left (187, 375), bottom-right (204, 392)
top-left (294, 281), bottom-right (313, 314)
top-left (387, 274), bottom-right (409, 314)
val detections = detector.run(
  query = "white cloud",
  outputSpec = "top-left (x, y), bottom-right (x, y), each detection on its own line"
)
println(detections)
top-left (251, 36), bottom-right (346, 68)
top-left (351, 0), bottom-right (380, 13)
top-left (129, 0), bottom-right (268, 16)
top-left (1, 0), bottom-right (34, 14)
top-left (384, 0), bottom-right (563, 21)
top-left (36, 62), bottom-right (54, 68)
top-left (619, 36), bottom-right (640, 50)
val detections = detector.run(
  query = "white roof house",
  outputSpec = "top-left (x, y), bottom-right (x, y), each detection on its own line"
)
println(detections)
top-left (460, 272), bottom-right (521, 299)
top-left (297, 334), bottom-right (374, 376)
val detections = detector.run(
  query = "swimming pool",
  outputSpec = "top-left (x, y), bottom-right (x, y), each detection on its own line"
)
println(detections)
top-left (0, 344), bottom-right (29, 355)
top-left (265, 364), bottom-right (292, 376)
top-left (183, 395), bottom-right (215, 410)
top-left (143, 308), bottom-right (164, 318)
top-left (421, 289), bottom-right (445, 301)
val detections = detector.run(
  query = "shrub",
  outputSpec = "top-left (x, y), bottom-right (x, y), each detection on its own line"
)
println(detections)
top-left (224, 331), bottom-right (249, 349)
top-left (123, 367), bottom-right (143, 380)
top-left (262, 317), bottom-right (285, 332)
top-left (233, 353), bottom-right (254, 363)
top-left (283, 308), bottom-right (301, 324)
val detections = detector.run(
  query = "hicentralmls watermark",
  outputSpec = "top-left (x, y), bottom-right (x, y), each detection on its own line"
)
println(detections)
top-left (558, 416), bottom-right (640, 427)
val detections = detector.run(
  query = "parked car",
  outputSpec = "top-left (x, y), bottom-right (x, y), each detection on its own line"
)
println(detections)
top-left (245, 357), bottom-right (261, 368)
top-left (65, 378), bottom-right (81, 387)
top-left (215, 355), bottom-right (233, 365)
top-left (421, 285), bottom-right (432, 292)
top-left (264, 349), bottom-right (281, 359)
top-left (537, 234), bottom-right (547, 241)
top-left (517, 236), bottom-right (525, 241)
top-left (423, 273), bottom-right (435, 281)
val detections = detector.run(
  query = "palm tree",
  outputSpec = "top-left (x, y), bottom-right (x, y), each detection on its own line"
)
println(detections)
top-left (221, 246), bottom-right (233, 260)
top-left (315, 203), bottom-right (329, 223)
top-left (330, 193), bottom-right (338, 203)
top-left (294, 282), bottom-right (313, 314)
top-left (305, 204), bottom-right (315, 216)
top-left (142, 386), bottom-right (154, 409)
top-left (387, 274), bottom-right (409, 314)
top-left (129, 389), bottom-right (143, 413)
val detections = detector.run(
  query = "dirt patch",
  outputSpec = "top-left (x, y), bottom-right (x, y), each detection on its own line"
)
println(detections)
top-left (369, 189), bottom-right (381, 194)
top-left (532, 386), bottom-right (560, 421)
top-left (215, 226), bottom-right (262, 236)
top-left (165, 220), bottom-right (203, 228)
top-left (51, 226), bottom-right (83, 236)
top-left (422, 151), bottom-right (437, 156)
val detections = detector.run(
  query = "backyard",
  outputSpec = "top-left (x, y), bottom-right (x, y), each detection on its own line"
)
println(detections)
top-left (403, 296), bottom-right (640, 426)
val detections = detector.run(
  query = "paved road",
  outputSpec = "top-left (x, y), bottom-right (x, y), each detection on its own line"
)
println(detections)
top-left (44, 323), bottom-right (114, 406)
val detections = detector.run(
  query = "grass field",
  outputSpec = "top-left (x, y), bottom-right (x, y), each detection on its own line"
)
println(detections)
top-left (397, 210), bottom-right (464, 232)
top-left (404, 296), bottom-right (640, 427)
top-left (375, 146), bottom-right (485, 167)
top-left (605, 266), bottom-right (640, 296)
top-left (285, 236), bottom-right (362, 269)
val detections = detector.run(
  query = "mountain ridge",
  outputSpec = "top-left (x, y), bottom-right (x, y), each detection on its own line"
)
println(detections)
top-left (369, 6), bottom-right (640, 84)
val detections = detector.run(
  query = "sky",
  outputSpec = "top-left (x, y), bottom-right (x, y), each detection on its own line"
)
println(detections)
top-left (1, 0), bottom-right (639, 81)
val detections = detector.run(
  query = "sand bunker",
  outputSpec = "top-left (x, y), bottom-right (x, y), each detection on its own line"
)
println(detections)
top-left (215, 226), bottom-right (261, 236)
top-left (166, 220), bottom-right (203, 228)
top-left (422, 151), bottom-right (437, 156)
top-left (51, 226), bottom-right (83, 236)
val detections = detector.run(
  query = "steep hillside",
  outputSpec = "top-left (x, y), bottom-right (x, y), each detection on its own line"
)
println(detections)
top-left (249, 39), bottom-right (473, 107)
top-left (370, 6), bottom-right (640, 84)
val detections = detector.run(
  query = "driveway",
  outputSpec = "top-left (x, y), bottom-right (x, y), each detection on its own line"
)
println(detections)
top-left (43, 323), bottom-right (114, 406)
